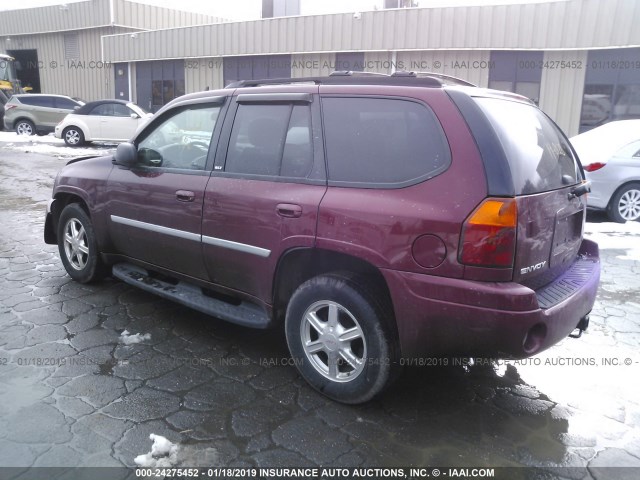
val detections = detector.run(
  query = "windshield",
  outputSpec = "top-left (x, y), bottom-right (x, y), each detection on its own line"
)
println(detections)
top-left (475, 97), bottom-right (582, 195)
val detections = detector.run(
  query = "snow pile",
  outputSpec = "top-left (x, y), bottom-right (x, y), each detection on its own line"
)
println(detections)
top-left (134, 434), bottom-right (179, 468)
top-left (120, 330), bottom-right (151, 345)
top-left (584, 221), bottom-right (640, 261)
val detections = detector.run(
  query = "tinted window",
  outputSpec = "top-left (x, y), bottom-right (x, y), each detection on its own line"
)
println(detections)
top-left (54, 97), bottom-right (80, 109)
top-left (19, 96), bottom-right (54, 107)
top-left (137, 105), bottom-right (221, 170)
top-left (225, 104), bottom-right (313, 178)
top-left (475, 98), bottom-right (581, 195)
top-left (89, 103), bottom-right (130, 117)
top-left (322, 97), bottom-right (451, 186)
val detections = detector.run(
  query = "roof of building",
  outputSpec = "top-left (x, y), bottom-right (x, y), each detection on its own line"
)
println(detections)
top-left (0, 0), bottom-right (227, 36)
top-left (99, 0), bottom-right (640, 63)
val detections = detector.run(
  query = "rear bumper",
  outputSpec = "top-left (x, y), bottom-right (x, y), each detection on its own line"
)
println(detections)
top-left (383, 239), bottom-right (600, 359)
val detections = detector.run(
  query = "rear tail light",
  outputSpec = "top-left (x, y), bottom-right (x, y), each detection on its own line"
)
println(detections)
top-left (584, 162), bottom-right (606, 172)
top-left (4, 104), bottom-right (17, 111)
top-left (459, 198), bottom-right (517, 268)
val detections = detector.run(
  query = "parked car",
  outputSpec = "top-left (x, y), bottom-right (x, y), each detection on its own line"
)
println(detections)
top-left (3, 93), bottom-right (83, 135)
top-left (570, 120), bottom-right (640, 222)
top-left (55, 99), bottom-right (151, 146)
top-left (45, 73), bottom-right (600, 403)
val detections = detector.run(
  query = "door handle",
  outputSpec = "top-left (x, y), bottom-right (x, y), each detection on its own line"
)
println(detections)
top-left (276, 203), bottom-right (302, 218)
top-left (176, 190), bottom-right (195, 202)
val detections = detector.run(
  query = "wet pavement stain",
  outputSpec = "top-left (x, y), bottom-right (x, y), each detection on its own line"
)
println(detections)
top-left (0, 148), bottom-right (639, 473)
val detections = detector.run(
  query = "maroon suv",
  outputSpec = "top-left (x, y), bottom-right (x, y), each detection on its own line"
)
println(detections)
top-left (45, 72), bottom-right (600, 404)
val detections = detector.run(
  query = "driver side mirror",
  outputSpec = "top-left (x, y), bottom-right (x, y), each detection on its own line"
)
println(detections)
top-left (113, 142), bottom-right (137, 167)
top-left (130, 112), bottom-right (140, 119)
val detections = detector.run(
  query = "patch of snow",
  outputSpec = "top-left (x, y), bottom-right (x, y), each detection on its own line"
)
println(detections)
top-left (0, 131), bottom-right (116, 158)
top-left (120, 330), bottom-right (151, 345)
top-left (584, 221), bottom-right (640, 261)
top-left (134, 434), bottom-right (179, 468)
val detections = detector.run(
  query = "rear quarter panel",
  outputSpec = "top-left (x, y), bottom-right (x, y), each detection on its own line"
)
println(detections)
top-left (316, 86), bottom-right (488, 279)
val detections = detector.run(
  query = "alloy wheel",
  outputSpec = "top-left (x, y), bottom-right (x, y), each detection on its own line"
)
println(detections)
top-left (618, 188), bottom-right (640, 221)
top-left (300, 300), bottom-right (367, 382)
top-left (63, 218), bottom-right (89, 270)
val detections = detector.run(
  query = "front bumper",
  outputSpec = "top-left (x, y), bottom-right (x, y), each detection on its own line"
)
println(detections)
top-left (383, 239), bottom-right (600, 360)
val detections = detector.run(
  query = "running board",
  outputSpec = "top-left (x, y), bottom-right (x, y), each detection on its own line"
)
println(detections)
top-left (112, 263), bottom-right (272, 329)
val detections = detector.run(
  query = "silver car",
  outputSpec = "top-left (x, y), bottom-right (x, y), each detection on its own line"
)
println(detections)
top-left (571, 120), bottom-right (640, 222)
top-left (3, 94), bottom-right (83, 136)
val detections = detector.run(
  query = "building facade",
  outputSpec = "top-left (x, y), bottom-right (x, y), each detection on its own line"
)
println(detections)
top-left (2, 0), bottom-right (640, 135)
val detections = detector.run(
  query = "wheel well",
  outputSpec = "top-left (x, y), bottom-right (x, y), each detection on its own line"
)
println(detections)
top-left (63, 125), bottom-right (84, 135)
top-left (608, 181), bottom-right (640, 207)
top-left (14, 117), bottom-right (34, 127)
top-left (51, 193), bottom-right (89, 235)
top-left (273, 249), bottom-right (398, 336)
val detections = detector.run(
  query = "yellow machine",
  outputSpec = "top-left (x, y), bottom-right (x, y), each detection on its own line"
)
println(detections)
top-left (0, 53), bottom-right (23, 96)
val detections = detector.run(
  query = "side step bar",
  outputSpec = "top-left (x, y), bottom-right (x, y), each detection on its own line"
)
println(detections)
top-left (112, 263), bottom-right (272, 329)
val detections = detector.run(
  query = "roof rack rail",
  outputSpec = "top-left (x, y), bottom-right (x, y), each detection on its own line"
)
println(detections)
top-left (225, 72), bottom-right (445, 89)
top-left (391, 71), bottom-right (477, 87)
top-left (329, 70), bottom-right (388, 77)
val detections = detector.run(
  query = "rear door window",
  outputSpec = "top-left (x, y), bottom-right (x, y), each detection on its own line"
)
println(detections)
top-left (474, 98), bottom-right (581, 195)
top-left (225, 103), bottom-right (314, 178)
top-left (321, 97), bottom-right (451, 187)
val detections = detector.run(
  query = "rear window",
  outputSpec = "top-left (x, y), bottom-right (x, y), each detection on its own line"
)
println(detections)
top-left (475, 98), bottom-right (581, 195)
top-left (322, 97), bottom-right (451, 187)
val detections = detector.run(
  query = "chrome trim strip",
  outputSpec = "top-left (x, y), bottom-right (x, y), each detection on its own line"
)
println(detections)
top-left (110, 215), bottom-right (200, 242)
top-left (202, 235), bottom-right (271, 258)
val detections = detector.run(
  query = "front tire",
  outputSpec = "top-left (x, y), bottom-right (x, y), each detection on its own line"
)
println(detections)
top-left (15, 119), bottom-right (35, 136)
top-left (63, 126), bottom-right (85, 146)
top-left (608, 183), bottom-right (640, 223)
top-left (57, 203), bottom-right (106, 283)
top-left (285, 273), bottom-right (400, 404)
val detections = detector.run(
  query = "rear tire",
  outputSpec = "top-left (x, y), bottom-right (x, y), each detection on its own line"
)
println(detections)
top-left (607, 183), bottom-right (640, 223)
top-left (57, 203), bottom-right (107, 283)
top-left (15, 119), bottom-right (35, 136)
top-left (63, 126), bottom-right (85, 146)
top-left (285, 273), bottom-right (400, 404)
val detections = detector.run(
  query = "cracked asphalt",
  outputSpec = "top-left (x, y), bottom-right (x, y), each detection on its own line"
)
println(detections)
top-left (0, 144), bottom-right (639, 478)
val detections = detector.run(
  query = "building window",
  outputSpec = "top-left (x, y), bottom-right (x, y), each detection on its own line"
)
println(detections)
top-left (64, 34), bottom-right (80, 60)
top-left (136, 60), bottom-right (185, 113)
top-left (223, 55), bottom-right (292, 86)
top-left (335, 52), bottom-right (365, 72)
top-left (488, 51), bottom-right (543, 104)
top-left (580, 48), bottom-right (640, 132)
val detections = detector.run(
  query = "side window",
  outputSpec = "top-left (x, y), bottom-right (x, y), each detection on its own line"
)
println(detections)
top-left (137, 105), bottom-right (221, 171)
top-left (20, 96), bottom-right (54, 107)
top-left (321, 97), bottom-right (451, 186)
top-left (113, 104), bottom-right (132, 117)
top-left (89, 104), bottom-right (111, 116)
top-left (225, 103), bottom-right (313, 178)
top-left (36, 96), bottom-right (55, 108)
